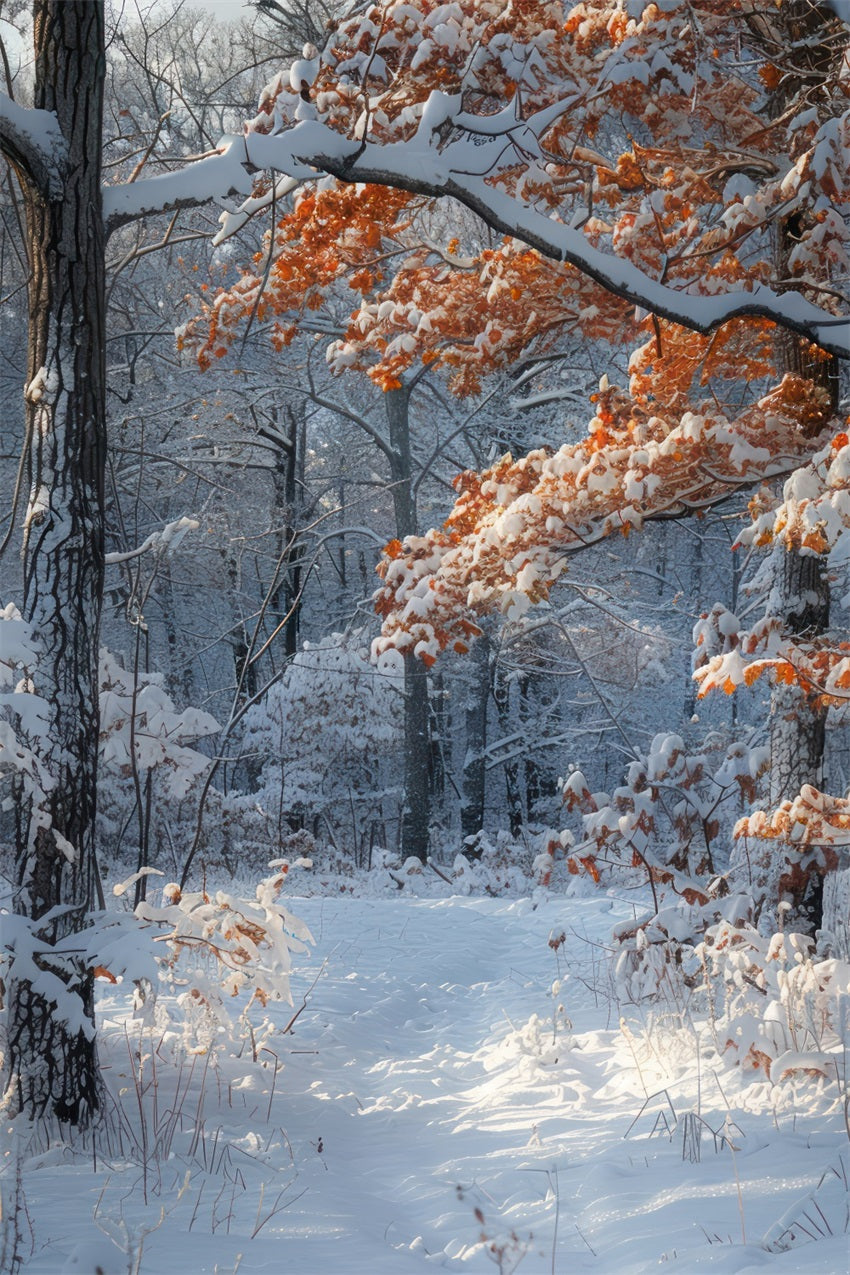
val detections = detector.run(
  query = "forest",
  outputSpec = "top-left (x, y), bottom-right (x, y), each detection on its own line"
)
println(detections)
top-left (0, 0), bottom-right (848, 1271)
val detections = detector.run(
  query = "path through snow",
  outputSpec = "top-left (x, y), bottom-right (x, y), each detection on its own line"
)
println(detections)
top-left (22, 895), bottom-right (850, 1273)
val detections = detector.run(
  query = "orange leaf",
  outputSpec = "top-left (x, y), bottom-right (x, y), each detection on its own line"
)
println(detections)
top-left (579, 855), bottom-right (600, 883)
top-left (93, 965), bottom-right (117, 983)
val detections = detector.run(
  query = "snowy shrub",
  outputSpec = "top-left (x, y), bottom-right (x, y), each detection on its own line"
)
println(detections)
top-left (610, 892), bottom-right (754, 1004)
top-left (130, 860), bottom-right (314, 1053)
top-left (239, 630), bottom-right (403, 861)
top-left (451, 829), bottom-right (544, 894)
top-left (96, 646), bottom-right (220, 868)
top-left (531, 827), bottom-right (576, 886)
top-left (561, 730), bottom-right (767, 903)
top-left (699, 918), bottom-right (850, 1080)
top-left (0, 619), bottom-right (224, 878)
top-left (98, 648), bottom-right (219, 794)
top-left (0, 861), bottom-right (314, 1059)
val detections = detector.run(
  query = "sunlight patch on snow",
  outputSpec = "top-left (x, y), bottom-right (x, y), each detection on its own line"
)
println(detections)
top-left (8, 894), bottom-right (849, 1274)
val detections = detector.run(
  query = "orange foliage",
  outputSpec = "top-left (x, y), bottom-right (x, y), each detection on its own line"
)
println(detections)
top-left (373, 376), bottom-right (832, 663)
top-left (185, 0), bottom-right (847, 406)
top-left (180, 0), bottom-right (848, 789)
top-left (695, 429), bottom-right (850, 712)
top-left (737, 784), bottom-right (850, 854)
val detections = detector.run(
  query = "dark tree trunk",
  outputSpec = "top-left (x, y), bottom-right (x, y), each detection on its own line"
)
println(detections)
top-left (460, 632), bottom-right (489, 840)
top-left (4, 1), bottom-right (106, 1128)
top-left (429, 667), bottom-right (447, 807)
top-left (385, 387), bottom-right (432, 861)
top-left (492, 659), bottom-right (523, 836)
top-left (276, 406), bottom-right (305, 661)
top-left (401, 655), bottom-right (431, 861)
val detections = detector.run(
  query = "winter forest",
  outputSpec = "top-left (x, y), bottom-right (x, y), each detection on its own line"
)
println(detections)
top-left (0, 0), bottom-right (849, 1270)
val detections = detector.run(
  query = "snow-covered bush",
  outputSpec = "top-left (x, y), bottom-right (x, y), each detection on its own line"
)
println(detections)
top-left (561, 730), bottom-right (767, 901)
top-left (96, 646), bottom-right (220, 870)
top-left (1, 860), bottom-right (314, 1060)
top-left (130, 860), bottom-right (314, 1053)
top-left (699, 919), bottom-right (850, 1082)
top-left (609, 891), bottom-right (753, 1004)
top-left (98, 647), bottom-right (219, 794)
top-left (240, 631), bottom-right (403, 861)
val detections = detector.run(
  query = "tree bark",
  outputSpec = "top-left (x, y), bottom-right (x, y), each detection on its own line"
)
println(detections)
top-left (3, 1), bottom-right (106, 1129)
top-left (771, 3), bottom-right (840, 926)
top-left (460, 632), bottom-right (489, 840)
top-left (276, 406), bottom-right (305, 661)
top-left (492, 657), bottom-right (523, 837)
top-left (741, 0), bottom-right (840, 933)
top-left (763, 548), bottom-right (830, 927)
top-left (385, 386), bottom-right (432, 861)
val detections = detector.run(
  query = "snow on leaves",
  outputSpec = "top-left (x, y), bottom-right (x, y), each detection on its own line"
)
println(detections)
top-left (373, 376), bottom-right (833, 663)
top-left (187, 0), bottom-right (849, 386)
top-left (212, 0), bottom-right (849, 354)
top-left (0, 864), bottom-right (314, 1056)
top-left (185, 2), bottom-right (850, 871)
top-left (134, 865), bottom-right (314, 1052)
top-left (693, 431), bottom-right (850, 855)
top-left (99, 648), bottom-right (220, 799)
top-left (700, 922), bottom-right (848, 1078)
top-left (694, 433), bottom-right (850, 716)
top-left (560, 731), bottom-right (767, 906)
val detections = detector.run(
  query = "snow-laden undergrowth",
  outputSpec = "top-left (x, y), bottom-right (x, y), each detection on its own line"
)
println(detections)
top-left (3, 886), bottom-right (848, 1275)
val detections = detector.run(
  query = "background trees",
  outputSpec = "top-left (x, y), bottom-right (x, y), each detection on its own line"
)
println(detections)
top-left (242, 0), bottom-right (846, 922)
top-left (0, 0), bottom-right (846, 1134)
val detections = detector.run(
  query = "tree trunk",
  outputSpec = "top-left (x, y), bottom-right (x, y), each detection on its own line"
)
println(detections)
top-left (385, 386), bottom-right (432, 861)
top-left (492, 658), bottom-right (523, 836)
top-left (429, 667), bottom-right (447, 808)
top-left (401, 655), bottom-right (431, 861)
top-left (4, 1), bottom-right (106, 1129)
top-left (460, 632), bottom-right (489, 840)
top-left (276, 406), bottom-right (305, 661)
top-left (763, 549), bottom-right (830, 927)
top-left (745, 0), bottom-right (840, 933)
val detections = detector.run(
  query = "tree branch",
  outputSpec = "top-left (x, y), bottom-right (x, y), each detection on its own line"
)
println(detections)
top-left (103, 137), bottom-right (256, 238)
top-left (238, 121), bottom-right (850, 360)
top-left (0, 92), bottom-right (66, 198)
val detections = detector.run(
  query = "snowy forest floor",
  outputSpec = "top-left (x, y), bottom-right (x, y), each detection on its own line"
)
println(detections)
top-left (10, 880), bottom-right (850, 1274)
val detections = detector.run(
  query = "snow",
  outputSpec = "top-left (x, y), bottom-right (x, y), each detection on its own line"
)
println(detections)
top-left (244, 121), bottom-right (850, 358)
top-left (136, 114), bottom-right (848, 359)
top-left (0, 92), bottom-right (66, 198)
top-left (103, 139), bottom-right (257, 230)
top-left (9, 887), bottom-right (849, 1274)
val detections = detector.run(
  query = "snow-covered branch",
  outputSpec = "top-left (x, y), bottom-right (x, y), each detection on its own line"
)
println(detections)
top-left (236, 121), bottom-right (849, 360)
top-left (103, 138), bottom-right (257, 236)
top-left (0, 92), bottom-right (66, 198)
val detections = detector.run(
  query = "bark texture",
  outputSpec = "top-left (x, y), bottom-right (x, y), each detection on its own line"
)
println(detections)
top-left (4, 0), bottom-right (106, 1128)
top-left (385, 387), bottom-right (432, 861)
top-left (763, 548), bottom-right (830, 928)
top-left (460, 632), bottom-right (490, 840)
top-left (739, 0), bottom-right (842, 933)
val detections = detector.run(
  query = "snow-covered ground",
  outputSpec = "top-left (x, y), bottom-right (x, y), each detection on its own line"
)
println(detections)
top-left (10, 888), bottom-right (850, 1274)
